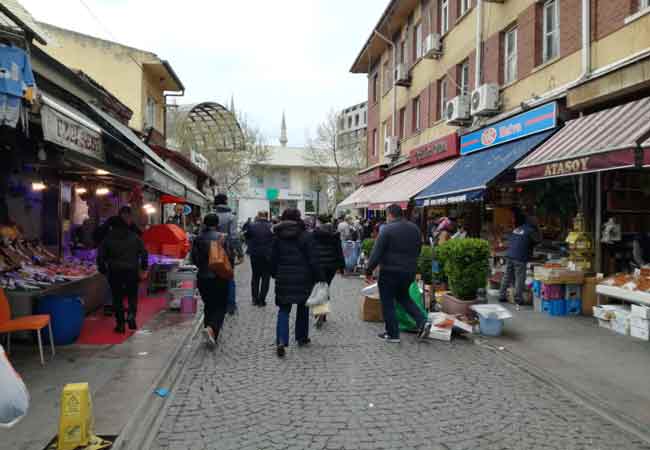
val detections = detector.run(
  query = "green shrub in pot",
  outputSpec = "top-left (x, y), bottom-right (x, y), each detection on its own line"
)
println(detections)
top-left (417, 245), bottom-right (434, 285)
top-left (361, 238), bottom-right (375, 256)
top-left (435, 238), bottom-right (490, 300)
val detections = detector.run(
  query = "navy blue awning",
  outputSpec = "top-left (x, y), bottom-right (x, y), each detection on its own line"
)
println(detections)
top-left (415, 130), bottom-right (555, 206)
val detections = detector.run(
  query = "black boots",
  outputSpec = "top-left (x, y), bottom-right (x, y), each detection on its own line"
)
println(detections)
top-left (127, 314), bottom-right (137, 330)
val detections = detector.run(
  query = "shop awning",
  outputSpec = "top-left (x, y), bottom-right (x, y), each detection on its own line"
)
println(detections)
top-left (415, 131), bottom-right (555, 206)
top-left (367, 159), bottom-right (458, 210)
top-left (160, 194), bottom-right (186, 204)
top-left (88, 104), bottom-right (209, 203)
top-left (516, 97), bottom-right (650, 182)
top-left (338, 185), bottom-right (373, 209)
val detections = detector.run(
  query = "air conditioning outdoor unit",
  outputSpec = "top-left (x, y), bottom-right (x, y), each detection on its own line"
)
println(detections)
top-left (470, 84), bottom-right (501, 116)
top-left (384, 136), bottom-right (399, 157)
top-left (395, 63), bottom-right (411, 87)
top-left (445, 95), bottom-right (470, 125)
top-left (423, 33), bottom-right (443, 59)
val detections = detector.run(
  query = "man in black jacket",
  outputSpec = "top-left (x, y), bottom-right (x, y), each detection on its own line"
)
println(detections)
top-left (97, 207), bottom-right (148, 333)
top-left (245, 211), bottom-right (273, 306)
top-left (366, 204), bottom-right (432, 343)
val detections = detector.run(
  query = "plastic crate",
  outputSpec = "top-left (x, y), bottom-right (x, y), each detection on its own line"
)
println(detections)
top-left (565, 284), bottom-right (582, 300)
top-left (542, 284), bottom-right (564, 300)
top-left (479, 316), bottom-right (504, 336)
top-left (566, 299), bottom-right (582, 316)
top-left (532, 280), bottom-right (542, 298)
top-left (548, 299), bottom-right (567, 316)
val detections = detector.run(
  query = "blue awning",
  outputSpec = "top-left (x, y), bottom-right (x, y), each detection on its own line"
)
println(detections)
top-left (415, 130), bottom-right (555, 206)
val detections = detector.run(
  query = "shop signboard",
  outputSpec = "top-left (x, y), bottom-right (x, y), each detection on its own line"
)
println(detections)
top-left (409, 133), bottom-right (459, 167)
top-left (144, 160), bottom-right (185, 198)
top-left (516, 149), bottom-right (637, 181)
top-left (41, 105), bottom-right (104, 162)
top-left (185, 190), bottom-right (206, 208)
top-left (358, 167), bottom-right (386, 185)
top-left (460, 102), bottom-right (557, 155)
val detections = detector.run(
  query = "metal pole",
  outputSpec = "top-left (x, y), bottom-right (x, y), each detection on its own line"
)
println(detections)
top-left (475, 0), bottom-right (483, 90)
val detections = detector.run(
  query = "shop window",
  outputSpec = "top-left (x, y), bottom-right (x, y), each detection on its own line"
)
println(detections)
top-left (412, 96), bottom-right (421, 132)
top-left (305, 200), bottom-right (315, 213)
top-left (440, 0), bottom-right (449, 34)
top-left (459, 60), bottom-right (470, 96)
top-left (145, 97), bottom-right (156, 129)
top-left (542, 0), bottom-right (560, 63)
top-left (504, 27), bottom-right (518, 84)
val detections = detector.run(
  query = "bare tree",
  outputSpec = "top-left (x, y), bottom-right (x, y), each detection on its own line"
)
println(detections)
top-left (307, 109), bottom-right (366, 210)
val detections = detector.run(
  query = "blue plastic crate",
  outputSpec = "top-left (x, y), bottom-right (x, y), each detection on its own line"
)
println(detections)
top-left (565, 285), bottom-right (582, 300)
top-left (542, 300), bottom-right (553, 314)
top-left (566, 299), bottom-right (582, 316)
top-left (532, 280), bottom-right (542, 298)
top-left (549, 299), bottom-right (567, 316)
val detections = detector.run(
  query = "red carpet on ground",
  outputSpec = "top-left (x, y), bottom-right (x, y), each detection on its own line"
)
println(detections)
top-left (76, 292), bottom-right (168, 345)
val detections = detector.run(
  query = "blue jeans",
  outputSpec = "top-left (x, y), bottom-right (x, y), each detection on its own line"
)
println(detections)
top-left (276, 303), bottom-right (309, 346)
top-left (227, 279), bottom-right (236, 308)
top-left (378, 270), bottom-right (426, 339)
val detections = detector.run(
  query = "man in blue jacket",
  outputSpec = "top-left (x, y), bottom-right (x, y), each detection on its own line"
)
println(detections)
top-left (366, 204), bottom-right (432, 343)
top-left (499, 208), bottom-right (540, 309)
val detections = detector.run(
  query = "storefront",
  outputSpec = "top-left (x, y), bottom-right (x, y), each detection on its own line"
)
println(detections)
top-left (337, 164), bottom-right (387, 216)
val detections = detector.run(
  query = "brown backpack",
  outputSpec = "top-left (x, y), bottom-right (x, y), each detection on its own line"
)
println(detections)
top-left (207, 236), bottom-right (233, 280)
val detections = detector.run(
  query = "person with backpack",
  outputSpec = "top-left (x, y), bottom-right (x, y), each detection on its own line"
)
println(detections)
top-left (214, 194), bottom-right (243, 315)
top-left (312, 216), bottom-right (345, 327)
top-left (191, 213), bottom-right (233, 346)
top-left (270, 208), bottom-right (321, 358)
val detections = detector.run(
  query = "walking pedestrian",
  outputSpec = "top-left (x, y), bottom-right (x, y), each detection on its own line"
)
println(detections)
top-left (270, 208), bottom-right (321, 358)
top-left (97, 206), bottom-right (148, 333)
top-left (365, 204), bottom-right (432, 343)
top-left (214, 194), bottom-right (243, 315)
top-left (245, 211), bottom-right (273, 307)
top-left (191, 213), bottom-right (233, 346)
top-left (499, 208), bottom-right (540, 310)
top-left (312, 215), bottom-right (345, 328)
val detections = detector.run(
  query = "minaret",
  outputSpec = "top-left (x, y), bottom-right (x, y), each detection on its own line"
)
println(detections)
top-left (229, 95), bottom-right (235, 115)
top-left (279, 112), bottom-right (288, 147)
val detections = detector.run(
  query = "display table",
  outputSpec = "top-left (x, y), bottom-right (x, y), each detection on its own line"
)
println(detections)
top-left (596, 285), bottom-right (650, 307)
top-left (6, 273), bottom-right (110, 319)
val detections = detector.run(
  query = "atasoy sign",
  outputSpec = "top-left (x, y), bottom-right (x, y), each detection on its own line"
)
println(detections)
top-left (41, 105), bottom-right (104, 161)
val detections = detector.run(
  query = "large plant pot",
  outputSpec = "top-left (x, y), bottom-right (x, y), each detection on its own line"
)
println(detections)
top-left (441, 293), bottom-right (482, 318)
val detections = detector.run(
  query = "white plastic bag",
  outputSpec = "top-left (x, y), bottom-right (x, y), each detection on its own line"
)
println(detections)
top-left (361, 283), bottom-right (379, 298)
top-left (0, 345), bottom-right (30, 428)
top-left (306, 282), bottom-right (330, 306)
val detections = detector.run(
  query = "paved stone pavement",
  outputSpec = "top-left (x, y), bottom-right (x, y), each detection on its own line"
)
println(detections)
top-left (151, 263), bottom-right (650, 450)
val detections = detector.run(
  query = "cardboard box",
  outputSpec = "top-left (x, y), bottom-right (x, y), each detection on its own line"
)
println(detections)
top-left (612, 318), bottom-right (630, 336)
top-left (582, 277), bottom-right (598, 316)
top-left (598, 319), bottom-right (612, 330)
top-left (359, 296), bottom-right (383, 322)
top-left (631, 304), bottom-right (650, 319)
top-left (631, 325), bottom-right (650, 341)
top-left (630, 316), bottom-right (650, 330)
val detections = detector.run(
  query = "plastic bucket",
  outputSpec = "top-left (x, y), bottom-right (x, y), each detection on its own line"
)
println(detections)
top-left (479, 316), bottom-right (504, 336)
top-left (36, 295), bottom-right (84, 345)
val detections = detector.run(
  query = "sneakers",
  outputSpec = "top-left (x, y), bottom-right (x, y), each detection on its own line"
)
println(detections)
top-left (276, 345), bottom-right (286, 358)
top-left (203, 326), bottom-right (217, 347)
top-left (297, 338), bottom-right (311, 347)
top-left (377, 332), bottom-right (401, 343)
top-left (226, 304), bottom-right (237, 316)
top-left (417, 320), bottom-right (433, 340)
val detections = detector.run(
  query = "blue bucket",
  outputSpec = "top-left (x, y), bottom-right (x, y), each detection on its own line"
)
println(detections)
top-left (479, 316), bottom-right (504, 336)
top-left (36, 295), bottom-right (84, 345)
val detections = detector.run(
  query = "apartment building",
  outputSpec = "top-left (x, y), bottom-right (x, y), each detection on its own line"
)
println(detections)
top-left (337, 101), bottom-right (368, 157)
top-left (339, 0), bottom-right (650, 213)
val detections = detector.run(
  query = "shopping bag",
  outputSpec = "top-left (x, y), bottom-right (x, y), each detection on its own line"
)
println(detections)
top-left (311, 302), bottom-right (331, 316)
top-left (361, 282), bottom-right (379, 298)
top-left (396, 282), bottom-right (428, 332)
top-left (207, 237), bottom-right (233, 280)
top-left (306, 282), bottom-right (330, 306)
top-left (0, 345), bottom-right (29, 428)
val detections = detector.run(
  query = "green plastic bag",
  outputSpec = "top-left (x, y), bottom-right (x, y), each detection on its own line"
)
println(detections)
top-left (396, 282), bottom-right (428, 332)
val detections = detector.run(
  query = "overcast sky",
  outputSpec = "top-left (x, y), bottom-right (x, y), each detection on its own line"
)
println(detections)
top-left (21, 0), bottom-right (385, 146)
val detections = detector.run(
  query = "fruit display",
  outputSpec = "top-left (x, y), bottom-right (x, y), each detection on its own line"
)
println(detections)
top-left (600, 270), bottom-right (650, 293)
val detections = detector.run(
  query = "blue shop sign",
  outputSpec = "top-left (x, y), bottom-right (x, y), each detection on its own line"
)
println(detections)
top-left (460, 102), bottom-right (557, 155)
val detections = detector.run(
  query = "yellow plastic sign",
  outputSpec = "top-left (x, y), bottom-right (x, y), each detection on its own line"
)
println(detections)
top-left (53, 383), bottom-right (111, 450)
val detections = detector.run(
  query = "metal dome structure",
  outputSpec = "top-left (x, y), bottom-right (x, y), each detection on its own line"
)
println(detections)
top-left (168, 102), bottom-right (245, 154)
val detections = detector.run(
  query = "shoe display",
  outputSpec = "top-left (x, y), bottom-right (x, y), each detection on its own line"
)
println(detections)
top-left (377, 332), bottom-right (400, 343)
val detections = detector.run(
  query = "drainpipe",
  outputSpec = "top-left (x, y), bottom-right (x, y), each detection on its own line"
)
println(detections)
top-left (373, 30), bottom-right (397, 140)
top-left (581, 0), bottom-right (591, 78)
top-left (475, 0), bottom-right (483, 90)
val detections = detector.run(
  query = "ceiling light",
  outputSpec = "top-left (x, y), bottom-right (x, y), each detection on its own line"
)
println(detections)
top-left (96, 187), bottom-right (110, 196)
top-left (76, 187), bottom-right (88, 194)
top-left (32, 182), bottom-right (46, 191)
top-left (144, 207), bottom-right (156, 215)
top-left (96, 169), bottom-right (109, 175)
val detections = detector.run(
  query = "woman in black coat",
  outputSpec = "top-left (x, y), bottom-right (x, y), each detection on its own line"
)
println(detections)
top-left (270, 208), bottom-right (321, 358)
top-left (312, 218), bottom-right (345, 327)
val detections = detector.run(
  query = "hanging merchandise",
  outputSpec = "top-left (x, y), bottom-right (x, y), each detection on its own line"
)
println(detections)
top-left (0, 45), bottom-right (35, 130)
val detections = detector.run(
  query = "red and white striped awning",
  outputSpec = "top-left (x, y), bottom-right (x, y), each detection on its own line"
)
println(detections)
top-left (516, 97), bottom-right (650, 181)
top-left (366, 158), bottom-right (458, 210)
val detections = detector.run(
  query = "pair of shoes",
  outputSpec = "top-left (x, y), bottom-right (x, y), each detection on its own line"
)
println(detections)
top-left (276, 345), bottom-right (286, 358)
top-left (377, 332), bottom-right (400, 343)
top-left (498, 298), bottom-right (509, 303)
top-left (203, 326), bottom-right (217, 346)
top-left (418, 320), bottom-right (433, 340)
top-left (297, 338), bottom-right (311, 347)
top-left (127, 317), bottom-right (137, 330)
top-left (226, 305), bottom-right (237, 316)
top-left (114, 322), bottom-right (125, 333)
top-left (257, 301), bottom-right (266, 307)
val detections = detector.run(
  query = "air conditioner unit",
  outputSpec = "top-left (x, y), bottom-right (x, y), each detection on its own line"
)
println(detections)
top-left (470, 84), bottom-right (501, 116)
top-left (423, 33), bottom-right (443, 59)
top-left (395, 63), bottom-right (411, 87)
top-left (384, 136), bottom-right (399, 157)
top-left (445, 95), bottom-right (470, 125)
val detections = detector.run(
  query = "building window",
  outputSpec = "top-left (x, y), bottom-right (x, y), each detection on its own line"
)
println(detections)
top-left (460, 0), bottom-right (471, 15)
top-left (348, 116), bottom-right (352, 129)
top-left (504, 27), bottom-right (518, 84)
top-left (305, 200), bottom-right (315, 213)
top-left (439, 78), bottom-right (447, 120)
top-left (412, 96), bottom-right (421, 132)
top-left (641, 0), bottom-right (649, 9)
top-left (363, 111), bottom-right (367, 124)
top-left (355, 114), bottom-right (360, 126)
top-left (383, 121), bottom-right (390, 154)
top-left (145, 97), bottom-right (156, 129)
top-left (277, 169), bottom-right (290, 189)
top-left (372, 129), bottom-right (378, 157)
top-left (372, 74), bottom-right (379, 103)
top-left (400, 40), bottom-right (407, 64)
top-left (440, 0), bottom-right (449, 34)
top-left (542, 0), bottom-right (560, 63)
top-left (459, 60), bottom-right (470, 95)
top-left (399, 107), bottom-right (406, 139)
top-left (414, 22), bottom-right (423, 59)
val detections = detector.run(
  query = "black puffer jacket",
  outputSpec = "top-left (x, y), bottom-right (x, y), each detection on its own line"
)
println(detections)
top-left (191, 227), bottom-right (233, 280)
top-left (270, 221), bottom-right (320, 305)
top-left (97, 220), bottom-right (148, 274)
top-left (245, 219), bottom-right (273, 259)
top-left (313, 225), bottom-right (345, 272)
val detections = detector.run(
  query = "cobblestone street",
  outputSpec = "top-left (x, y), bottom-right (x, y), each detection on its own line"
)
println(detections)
top-left (152, 264), bottom-right (650, 450)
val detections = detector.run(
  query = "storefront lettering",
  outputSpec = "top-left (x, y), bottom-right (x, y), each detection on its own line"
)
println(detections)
top-left (56, 118), bottom-right (101, 156)
top-left (543, 157), bottom-right (589, 177)
top-left (42, 105), bottom-right (105, 162)
top-left (409, 134), bottom-right (458, 167)
top-left (358, 167), bottom-right (386, 185)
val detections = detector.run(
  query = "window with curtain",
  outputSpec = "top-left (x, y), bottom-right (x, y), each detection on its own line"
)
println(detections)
top-left (440, 0), bottom-right (449, 34)
top-left (460, 0), bottom-right (471, 15)
top-left (415, 22), bottom-right (423, 59)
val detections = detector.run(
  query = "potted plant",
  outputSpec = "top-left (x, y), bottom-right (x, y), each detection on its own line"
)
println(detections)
top-left (417, 245), bottom-right (434, 309)
top-left (435, 238), bottom-right (490, 316)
